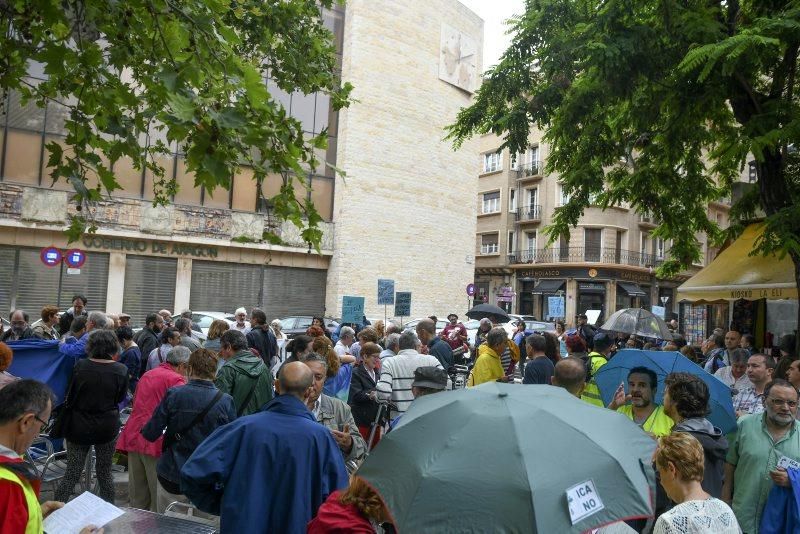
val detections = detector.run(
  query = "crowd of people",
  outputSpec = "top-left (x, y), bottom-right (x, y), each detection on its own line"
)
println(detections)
top-left (0, 297), bottom-right (797, 533)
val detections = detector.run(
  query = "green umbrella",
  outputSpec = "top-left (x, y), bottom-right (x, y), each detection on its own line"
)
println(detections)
top-left (359, 383), bottom-right (656, 533)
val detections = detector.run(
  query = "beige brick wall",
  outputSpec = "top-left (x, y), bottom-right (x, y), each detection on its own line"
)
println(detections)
top-left (326, 0), bottom-right (483, 320)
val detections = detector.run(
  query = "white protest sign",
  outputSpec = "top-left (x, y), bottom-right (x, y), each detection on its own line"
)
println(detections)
top-left (778, 455), bottom-right (800, 471)
top-left (566, 479), bottom-right (605, 525)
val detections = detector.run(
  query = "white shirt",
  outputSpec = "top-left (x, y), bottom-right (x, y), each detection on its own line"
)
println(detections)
top-left (233, 322), bottom-right (251, 335)
top-left (310, 398), bottom-right (321, 419)
top-left (376, 349), bottom-right (445, 419)
top-left (334, 340), bottom-right (350, 358)
top-left (653, 498), bottom-right (740, 534)
top-left (713, 366), bottom-right (753, 392)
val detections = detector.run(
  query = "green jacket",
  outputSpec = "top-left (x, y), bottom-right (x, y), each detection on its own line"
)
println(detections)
top-left (215, 350), bottom-right (273, 416)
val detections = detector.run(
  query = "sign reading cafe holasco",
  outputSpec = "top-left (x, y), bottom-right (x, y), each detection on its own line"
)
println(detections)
top-left (83, 236), bottom-right (219, 259)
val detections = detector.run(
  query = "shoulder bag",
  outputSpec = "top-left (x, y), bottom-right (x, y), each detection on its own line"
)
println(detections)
top-left (162, 390), bottom-right (224, 452)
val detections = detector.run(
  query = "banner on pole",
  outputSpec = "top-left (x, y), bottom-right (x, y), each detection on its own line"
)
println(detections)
top-left (377, 279), bottom-right (395, 305)
top-left (342, 296), bottom-right (366, 324)
top-left (394, 292), bottom-right (411, 317)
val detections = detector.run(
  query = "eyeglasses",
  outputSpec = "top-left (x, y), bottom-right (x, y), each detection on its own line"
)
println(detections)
top-left (19, 414), bottom-right (48, 431)
top-left (768, 398), bottom-right (799, 408)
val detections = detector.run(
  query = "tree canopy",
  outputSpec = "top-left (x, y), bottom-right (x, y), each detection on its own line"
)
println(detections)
top-left (447, 0), bottom-right (800, 283)
top-left (0, 0), bottom-right (351, 247)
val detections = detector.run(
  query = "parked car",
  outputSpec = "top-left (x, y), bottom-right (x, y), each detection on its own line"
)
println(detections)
top-left (280, 316), bottom-right (340, 339)
top-left (172, 311), bottom-right (234, 339)
top-left (401, 318), bottom-right (448, 334)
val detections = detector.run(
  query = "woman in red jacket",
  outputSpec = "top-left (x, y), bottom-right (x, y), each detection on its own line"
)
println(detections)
top-left (308, 475), bottom-right (392, 533)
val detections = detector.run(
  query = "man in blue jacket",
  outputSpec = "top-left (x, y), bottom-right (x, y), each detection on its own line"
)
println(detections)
top-left (180, 361), bottom-right (348, 533)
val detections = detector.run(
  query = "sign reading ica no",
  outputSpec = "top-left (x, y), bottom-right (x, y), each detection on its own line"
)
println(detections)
top-left (566, 479), bottom-right (605, 525)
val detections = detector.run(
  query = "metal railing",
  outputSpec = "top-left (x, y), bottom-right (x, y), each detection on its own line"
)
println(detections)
top-left (509, 246), bottom-right (664, 267)
top-left (515, 204), bottom-right (542, 222)
top-left (515, 160), bottom-right (543, 178)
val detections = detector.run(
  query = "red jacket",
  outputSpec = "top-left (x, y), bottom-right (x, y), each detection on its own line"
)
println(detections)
top-left (116, 363), bottom-right (185, 457)
top-left (0, 454), bottom-right (41, 534)
top-left (307, 490), bottom-right (374, 534)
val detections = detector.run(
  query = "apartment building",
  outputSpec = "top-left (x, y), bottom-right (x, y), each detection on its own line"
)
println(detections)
top-left (474, 131), bottom-right (732, 327)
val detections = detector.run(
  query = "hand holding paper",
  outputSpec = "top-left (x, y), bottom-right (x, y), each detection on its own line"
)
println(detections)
top-left (42, 491), bottom-right (123, 534)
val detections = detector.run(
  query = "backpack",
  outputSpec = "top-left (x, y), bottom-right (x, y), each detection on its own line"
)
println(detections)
top-left (581, 353), bottom-right (602, 381)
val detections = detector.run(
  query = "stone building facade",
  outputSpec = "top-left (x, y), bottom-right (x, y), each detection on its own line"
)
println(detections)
top-left (325, 0), bottom-right (483, 320)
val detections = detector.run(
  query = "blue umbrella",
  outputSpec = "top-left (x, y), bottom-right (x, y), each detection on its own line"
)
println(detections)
top-left (594, 349), bottom-right (736, 434)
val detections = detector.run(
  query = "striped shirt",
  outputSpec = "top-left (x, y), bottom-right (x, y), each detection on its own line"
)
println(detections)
top-left (377, 349), bottom-right (444, 419)
top-left (733, 386), bottom-right (765, 416)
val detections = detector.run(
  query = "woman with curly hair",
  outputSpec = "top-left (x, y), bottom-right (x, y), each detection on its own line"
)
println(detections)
top-left (0, 342), bottom-right (18, 389)
top-left (308, 475), bottom-right (392, 533)
top-left (316, 336), bottom-right (353, 402)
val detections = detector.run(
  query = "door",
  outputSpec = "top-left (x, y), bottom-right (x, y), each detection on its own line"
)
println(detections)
top-left (584, 228), bottom-right (602, 262)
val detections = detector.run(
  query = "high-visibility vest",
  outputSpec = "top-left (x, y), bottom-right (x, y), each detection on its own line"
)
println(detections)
top-left (580, 352), bottom-right (608, 407)
top-left (0, 465), bottom-right (42, 534)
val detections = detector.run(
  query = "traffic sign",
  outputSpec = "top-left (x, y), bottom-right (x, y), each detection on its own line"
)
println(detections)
top-left (40, 247), bottom-right (62, 267)
top-left (63, 249), bottom-right (87, 268)
top-left (466, 283), bottom-right (476, 297)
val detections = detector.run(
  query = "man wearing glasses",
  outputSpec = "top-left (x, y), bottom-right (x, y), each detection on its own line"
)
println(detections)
top-left (723, 379), bottom-right (800, 533)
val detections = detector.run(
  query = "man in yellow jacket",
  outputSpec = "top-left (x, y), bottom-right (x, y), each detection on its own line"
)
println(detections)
top-left (468, 327), bottom-right (519, 386)
top-left (581, 332), bottom-right (614, 406)
top-left (0, 380), bottom-right (100, 534)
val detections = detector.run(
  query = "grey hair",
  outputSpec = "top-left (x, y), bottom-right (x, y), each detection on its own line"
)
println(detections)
top-left (730, 348), bottom-right (750, 364)
top-left (487, 327), bottom-right (508, 347)
top-left (385, 332), bottom-right (401, 351)
top-left (385, 321), bottom-right (402, 335)
top-left (398, 330), bottom-right (419, 351)
top-left (339, 326), bottom-right (355, 339)
top-left (166, 345), bottom-right (191, 366)
top-left (88, 311), bottom-right (108, 329)
top-left (303, 351), bottom-right (328, 370)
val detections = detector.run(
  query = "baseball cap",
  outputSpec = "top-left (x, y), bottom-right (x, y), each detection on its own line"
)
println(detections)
top-left (411, 366), bottom-right (448, 390)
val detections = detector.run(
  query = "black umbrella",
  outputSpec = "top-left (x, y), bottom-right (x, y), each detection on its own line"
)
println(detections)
top-left (466, 303), bottom-right (510, 322)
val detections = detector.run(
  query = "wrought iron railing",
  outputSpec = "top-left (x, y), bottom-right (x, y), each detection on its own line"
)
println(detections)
top-left (515, 204), bottom-right (542, 222)
top-left (509, 247), bottom-right (664, 267)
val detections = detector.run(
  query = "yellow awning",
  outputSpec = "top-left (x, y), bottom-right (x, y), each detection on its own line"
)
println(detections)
top-left (677, 223), bottom-right (797, 302)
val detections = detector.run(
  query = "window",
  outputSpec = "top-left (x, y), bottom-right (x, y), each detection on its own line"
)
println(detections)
top-left (641, 232), bottom-right (651, 264)
top-left (483, 152), bottom-right (502, 173)
top-left (508, 231), bottom-right (515, 254)
top-left (584, 228), bottom-right (602, 262)
top-left (525, 231), bottom-right (537, 252)
top-left (482, 191), bottom-right (500, 214)
top-left (509, 189), bottom-right (517, 212)
top-left (655, 238), bottom-right (665, 259)
top-left (615, 230), bottom-right (625, 263)
top-left (480, 234), bottom-right (499, 254)
top-left (526, 188), bottom-right (538, 207)
top-left (558, 184), bottom-right (571, 206)
top-left (559, 234), bottom-right (570, 261)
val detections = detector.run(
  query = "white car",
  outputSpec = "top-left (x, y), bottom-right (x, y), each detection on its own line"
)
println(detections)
top-left (402, 318), bottom-right (448, 334)
top-left (173, 311), bottom-right (236, 338)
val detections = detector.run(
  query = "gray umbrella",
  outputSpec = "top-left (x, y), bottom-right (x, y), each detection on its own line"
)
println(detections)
top-left (600, 307), bottom-right (673, 340)
top-left (359, 383), bottom-right (656, 533)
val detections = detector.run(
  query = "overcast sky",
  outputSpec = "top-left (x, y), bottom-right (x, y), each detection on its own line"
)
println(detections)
top-left (459, 0), bottom-right (525, 70)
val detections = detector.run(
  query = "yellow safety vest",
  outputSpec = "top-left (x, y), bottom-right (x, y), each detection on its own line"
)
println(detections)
top-left (0, 464), bottom-right (42, 534)
top-left (580, 352), bottom-right (608, 407)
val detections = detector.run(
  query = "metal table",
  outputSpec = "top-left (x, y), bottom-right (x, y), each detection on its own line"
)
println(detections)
top-left (102, 508), bottom-right (217, 533)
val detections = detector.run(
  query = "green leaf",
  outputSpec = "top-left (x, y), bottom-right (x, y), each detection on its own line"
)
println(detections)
top-left (166, 92), bottom-right (196, 123)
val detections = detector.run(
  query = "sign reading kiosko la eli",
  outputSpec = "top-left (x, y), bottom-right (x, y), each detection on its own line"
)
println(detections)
top-left (83, 236), bottom-right (219, 259)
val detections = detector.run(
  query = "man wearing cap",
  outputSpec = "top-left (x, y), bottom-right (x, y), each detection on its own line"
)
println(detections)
top-left (390, 366), bottom-right (448, 430)
top-left (576, 314), bottom-right (597, 350)
top-left (119, 313), bottom-right (131, 328)
top-left (580, 332), bottom-right (614, 407)
top-left (440, 314), bottom-right (468, 352)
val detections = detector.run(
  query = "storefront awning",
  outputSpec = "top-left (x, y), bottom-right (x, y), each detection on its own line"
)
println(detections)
top-left (677, 223), bottom-right (798, 303)
top-left (617, 282), bottom-right (647, 297)
top-left (532, 279), bottom-right (565, 294)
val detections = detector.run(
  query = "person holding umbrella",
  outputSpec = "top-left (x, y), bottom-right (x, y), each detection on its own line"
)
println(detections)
top-left (654, 432), bottom-right (740, 533)
top-left (608, 367), bottom-right (674, 437)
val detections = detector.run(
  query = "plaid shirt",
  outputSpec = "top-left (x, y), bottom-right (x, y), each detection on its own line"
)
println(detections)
top-left (733, 386), bottom-right (765, 415)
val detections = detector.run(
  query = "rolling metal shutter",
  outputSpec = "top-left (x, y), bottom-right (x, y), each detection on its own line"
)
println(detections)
top-left (190, 260), bottom-right (263, 314)
top-left (261, 266), bottom-right (327, 319)
top-left (0, 246), bottom-right (16, 317)
top-left (123, 256), bottom-right (177, 327)
top-left (7, 248), bottom-right (109, 317)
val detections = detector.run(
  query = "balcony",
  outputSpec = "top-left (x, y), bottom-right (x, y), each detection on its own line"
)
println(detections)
top-left (515, 160), bottom-right (543, 182)
top-left (638, 213), bottom-right (658, 228)
top-left (515, 204), bottom-right (542, 224)
top-left (511, 246), bottom-right (664, 267)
